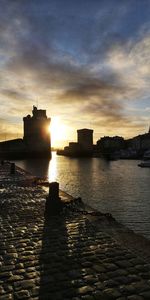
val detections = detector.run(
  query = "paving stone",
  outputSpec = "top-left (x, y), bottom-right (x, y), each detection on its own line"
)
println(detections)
top-left (103, 288), bottom-right (121, 298)
top-left (77, 285), bottom-right (94, 295)
top-left (119, 284), bottom-right (136, 296)
top-left (93, 291), bottom-right (107, 299)
top-left (83, 275), bottom-right (97, 284)
top-left (116, 260), bottom-right (133, 268)
top-left (103, 263), bottom-right (118, 271)
top-left (0, 286), bottom-right (5, 295)
top-left (103, 279), bottom-right (118, 288)
top-left (1, 265), bottom-right (15, 272)
top-left (14, 290), bottom-right (30, 299)
top-left (3, 284), bottom-right (13, 293)
top-left (31, 287), bottom-right (40, 297)
top-left (0, 272), bottom-right (12, 279)
top-left (131, 281), bottom-right (150, 293)
top-left (81, 295), bottom-right (94, 300)
top-left (25, 272), bottom-right (38, 279)
top-left (14, 279), bottom-right (36, 290)
top-left (7, 275), bottom-right (24, 282)
top-left (140, 291), bottom-right (150, 299)
top-left (1, 163), bottom-right (150, 300)
top-left (127, 295), bottom-right (144, 300)
top-left (139, 272), bottom-right (150, 280)
top-left (135, 265), bottom-right (148, 272)
top-left (93, 264), bottom-right (106, 273)
top-left (14, 269), bottom-right (26, 275)
top-left (0, 294), bottom-right (13, 300)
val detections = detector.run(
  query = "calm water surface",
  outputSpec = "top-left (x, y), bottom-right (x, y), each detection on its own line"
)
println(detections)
top-left (14, 152), bottom-right (150, 239)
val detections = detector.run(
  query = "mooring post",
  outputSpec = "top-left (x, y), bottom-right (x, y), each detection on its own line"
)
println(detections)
top-left (49, 182), bottom-right (59, 200)
top-left (45, 182), bottom-right (63, 215)
top-left (10, 163), bottom-right (15, 175)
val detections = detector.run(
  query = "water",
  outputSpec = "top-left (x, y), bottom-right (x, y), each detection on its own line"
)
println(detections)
top-left (14, 152), bottom-right (150, 240)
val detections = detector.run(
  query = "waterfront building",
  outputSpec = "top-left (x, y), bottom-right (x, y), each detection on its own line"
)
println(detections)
top-left (23, 106), bottom-right (51, 157)
top-left (95, 136), bottom-right (125, 158)
top-left (57, 128), bottom-right (93, 157)
top-left (0, 106), bottom-right (51, 159)
top-left (127, 131), bottom-right (150, 155)
top-left (77, 129), bottom-right (93, 152)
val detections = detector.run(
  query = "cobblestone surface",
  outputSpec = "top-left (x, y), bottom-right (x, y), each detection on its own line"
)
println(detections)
top-left (0, 162), bottom-right (150, 299)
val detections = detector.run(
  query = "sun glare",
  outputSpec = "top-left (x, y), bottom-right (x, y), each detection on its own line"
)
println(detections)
top-left (50, 116), bottom-right (67, 148)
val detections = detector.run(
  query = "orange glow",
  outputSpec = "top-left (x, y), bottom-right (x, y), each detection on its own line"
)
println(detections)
top-left (48, 151), bottom-right (57, 182)
top-left (49, 116), bottom-right (68, 147)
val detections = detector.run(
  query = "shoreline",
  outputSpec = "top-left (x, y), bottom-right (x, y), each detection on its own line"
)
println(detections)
top-left (34, 169), bottom-right (150, 263)
top-left (3, 160), bottom-right (150, 261)
top-left (1, 161), bottom-right (150, 299)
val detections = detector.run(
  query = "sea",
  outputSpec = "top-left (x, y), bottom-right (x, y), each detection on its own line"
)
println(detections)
top-left (13, 151), bottom-right (150, 240)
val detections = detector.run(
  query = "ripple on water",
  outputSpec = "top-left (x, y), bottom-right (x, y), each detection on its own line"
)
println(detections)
top-left (14, 155), bottom-right (150, 240)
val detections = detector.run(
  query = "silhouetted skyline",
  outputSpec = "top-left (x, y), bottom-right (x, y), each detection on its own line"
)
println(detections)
top-left (0, 0), bottom-right (150, 147)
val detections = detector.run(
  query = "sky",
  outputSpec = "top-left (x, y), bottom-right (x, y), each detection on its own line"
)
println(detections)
top-left (0, 0), bottom-right (150, 147)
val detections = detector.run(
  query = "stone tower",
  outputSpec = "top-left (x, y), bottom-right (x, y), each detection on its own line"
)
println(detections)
top-left (77, 128), bottom-right (93, 154)
top-left (23, 106), bottom-right (51, 157)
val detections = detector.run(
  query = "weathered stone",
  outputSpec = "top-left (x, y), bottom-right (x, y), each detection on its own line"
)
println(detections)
top-left (81, 295), bottom-right (94, 300)
top-left (116, 260), bottom-right (133, 268)
top-left (0, 272), bottom-right (12, 279)
top-left (14, 279), bottom-right (36, 290)
top-left (127, 274), bottom-right (141, 282)
top-left (31, 287), bottom-right (40, 297)
top-left (1, 265), bottom-right (15, 272)
top-left (131, 281), bottom-right (150, 293)
top-left (93, 291), bottom-right (106, 300)
top-left (0, 286), bottom-right (5, 295)
top-left (3, 285), bottom-right (13, 293)
top-left (25, 272), bottom-right (38, 279)
top-left (103, 288), bottom-right (121, 299)
top-left (135, 265), bottom-right (148, 272)
top-left (140, 291), bottom-right (150, 299)
top-left (0, 294), bottom-right (13, 300)
top-left (84, 275), bottom-right (97, 283)
top-left (93, 264), bottom-right (106, 273)
top-left (103, 263), bottom-right (118, 271)
top-left (14, 269), bottom-right (26, 275)
top-left (103, 279), bottom-right (118, 288)
top-left (14, 290), bottom-right (30, 299)
top-left (119, 284), bottom-right (135, 295)
top-left (127, 295), bottom-right (143, 300)
top-left (77, 285), bottom-right (94, 295)
top-left (7, 275), bottom-right (24, 282)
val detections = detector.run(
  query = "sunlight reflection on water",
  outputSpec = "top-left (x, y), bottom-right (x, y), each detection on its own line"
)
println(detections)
top-left (48, 151), bottom-right (57, 182)
top-left (14, 152), bottom-right (150, 240)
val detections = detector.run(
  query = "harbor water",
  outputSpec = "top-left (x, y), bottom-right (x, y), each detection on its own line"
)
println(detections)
top-left (14, 152), bottom-right (150, 240)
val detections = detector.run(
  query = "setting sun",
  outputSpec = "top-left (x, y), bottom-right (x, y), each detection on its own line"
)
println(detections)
top-left (50, 116), bottom-right (68, 148)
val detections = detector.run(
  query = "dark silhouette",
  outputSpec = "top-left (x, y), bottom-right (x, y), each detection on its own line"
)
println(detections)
top-left (0, 106), bottom-right (51, 159)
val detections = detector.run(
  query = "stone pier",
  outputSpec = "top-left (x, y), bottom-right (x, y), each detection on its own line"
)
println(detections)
top-left (0, 162), bottom-right (150, 299)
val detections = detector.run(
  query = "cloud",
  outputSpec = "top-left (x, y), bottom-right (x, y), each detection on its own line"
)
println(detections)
top-left (0, 0), bottom-right (150, 143)
top-left (0, 118), bottom-right (22, 141)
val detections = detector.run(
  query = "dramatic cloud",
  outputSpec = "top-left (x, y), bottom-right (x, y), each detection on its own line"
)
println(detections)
top-left (0, 0), bottom-right (150, 144)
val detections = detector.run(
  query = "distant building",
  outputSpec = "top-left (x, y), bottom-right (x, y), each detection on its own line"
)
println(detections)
top-left (95, 128), bottom-right (150, 159)
top-left (0, 106), bottom-right (51, 159)
top-left (127, 131), bottom-right (150, 154)
top-left (57, 128), bottom-right (93, 157)
top-left (77, 129), bottom-right (93, 152)
top-left (23, 106), bottom-right (51, 157)
top-left (96, 136), bottom-right (125, 152)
